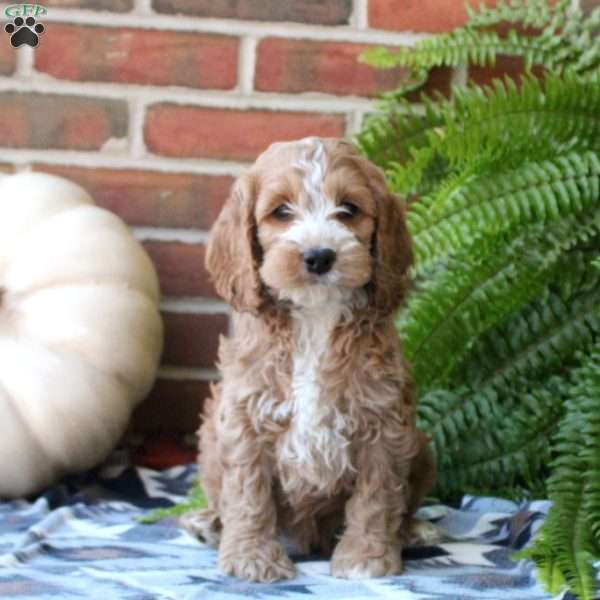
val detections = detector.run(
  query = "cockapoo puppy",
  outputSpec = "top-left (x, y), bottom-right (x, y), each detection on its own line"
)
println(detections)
top-left (182, 137), bottom-right (436, 582)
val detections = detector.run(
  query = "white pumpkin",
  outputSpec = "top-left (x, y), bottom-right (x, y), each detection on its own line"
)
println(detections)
top-left (0, 172), bottom-right (163, 498)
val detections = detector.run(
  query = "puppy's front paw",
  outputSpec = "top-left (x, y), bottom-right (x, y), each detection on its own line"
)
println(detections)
top-left (219, 539), bottom-right (296, 583)
top-left (331, 536), bottom-right (402, 579)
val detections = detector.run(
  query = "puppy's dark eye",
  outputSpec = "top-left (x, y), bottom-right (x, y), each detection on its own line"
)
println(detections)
top-left (272, 204), bottom-right (293, 221)
top-left (338, 201), bottom-right (360, 220)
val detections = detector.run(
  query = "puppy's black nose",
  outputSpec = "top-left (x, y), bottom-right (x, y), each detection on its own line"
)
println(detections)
top-left (303, 248), bottom-right (336, 275)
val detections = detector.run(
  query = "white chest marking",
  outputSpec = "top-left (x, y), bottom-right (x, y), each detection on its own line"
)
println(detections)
top-left (278, 301), bottom-right (355, 492)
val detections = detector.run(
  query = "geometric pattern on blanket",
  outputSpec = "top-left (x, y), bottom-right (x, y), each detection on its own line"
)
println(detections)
top-left (0, 461), bottom-right (573, 599)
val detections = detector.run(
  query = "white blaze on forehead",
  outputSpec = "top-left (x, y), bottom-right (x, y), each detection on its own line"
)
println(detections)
top-left (295, 137), bottom-right (328, 211)
top-left (281, 137), bottom-right (356, 251)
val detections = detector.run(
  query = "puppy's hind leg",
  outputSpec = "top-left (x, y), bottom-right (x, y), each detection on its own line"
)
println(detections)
top-left (404, 430), bottom-right (443, 546)
top-left (182, 385), bottom-right (224, 548)
top-left (181, 509), bottom-right (222, 548)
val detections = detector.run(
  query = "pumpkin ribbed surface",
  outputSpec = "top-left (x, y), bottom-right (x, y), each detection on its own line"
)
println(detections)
top-left (0, 173), bottom-right (163, 497)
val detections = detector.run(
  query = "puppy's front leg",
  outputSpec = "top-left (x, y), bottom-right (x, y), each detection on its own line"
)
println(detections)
top-left (217, 429), bottom-right (295, 582)
top-left (331, 428), bottom-right (414, 579)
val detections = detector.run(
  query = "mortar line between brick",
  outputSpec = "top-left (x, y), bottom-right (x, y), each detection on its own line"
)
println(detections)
top-left (129, 96), bottom-right (147, 158)
top-left (352, 0), bottom-right (369, 29)
top-left (238, 36), bottom-right (257, 95)
top-left (2, 148), bottom-right (249, 175)
top-left (346, 110), bottom-right (366, 137)
top-left (14, 46), bottom-right (34, 77)
top-left (161, 297), bottom-right (230, 315)
top-left (133, 0), bottom-right (153, 15)
top-left (133, 226), bottom-right (209, 244)
top-left (5, 6), bottom-right (429, 44)
top-left (158, 365), bottom-right (219, 381)
top-left (0, 77), bottom-right (377, 112)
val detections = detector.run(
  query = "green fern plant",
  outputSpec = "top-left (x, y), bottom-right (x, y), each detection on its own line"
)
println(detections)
top-left (358, 2), bottom-right (600, 598)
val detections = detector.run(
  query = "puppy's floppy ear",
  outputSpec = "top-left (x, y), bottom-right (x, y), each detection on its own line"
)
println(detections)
top-left (352, 151), bottom-right (413, 315)
top-left (373, 183), bottom-right (413, 314)
top-left (205, 173), bottom-right (265, 314)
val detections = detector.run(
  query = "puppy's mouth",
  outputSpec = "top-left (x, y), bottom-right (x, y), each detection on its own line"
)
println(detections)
top-left (305, 270), bottom-right (338, 285)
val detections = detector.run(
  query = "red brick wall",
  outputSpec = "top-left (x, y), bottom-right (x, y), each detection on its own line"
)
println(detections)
top-left (1, 0), bottom-right (578, 433)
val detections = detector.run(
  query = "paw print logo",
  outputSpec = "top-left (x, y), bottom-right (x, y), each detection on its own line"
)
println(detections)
top-left (5, 16), bottom-right (45, 48)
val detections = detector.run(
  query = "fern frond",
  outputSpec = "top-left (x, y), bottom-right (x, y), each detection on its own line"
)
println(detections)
top-left (465, 0), bottom-right (570, 30)
top-left (399, 218), bottom-right (600, 388)
top-left (410, 151), bottom-right (600, 271)
top-left (361, 29), bottom-right (558, 72)
top-left (558, 7), bottom-right (600, 75)
top-left (372, 75), bottom-right (600, 201)
top-left (419, 377), bottom-right (567, 499)
top-left (519, 346), bottom-right (600, 600)
top-left (458, 249), bottom-right (600, 389)
top-left (442, 75), bottom-right (600, 169)
top-left (361, 75), bottom-right (600, 200)
top-left (520, 496), bottom-right (596, 599)
top-left (415, 255), bottom-right (600, 503)
top-left (361, 1), bottom-right (600, 80)
top-left (439, 385), bottom-right (564, 497)
top-left (576, 352), bottom-right (600, 549)
top-left (356, 96), bottom-right (447, 177)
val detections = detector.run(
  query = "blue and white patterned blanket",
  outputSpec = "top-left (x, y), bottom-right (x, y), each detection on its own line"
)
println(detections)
top-left (0, 462), bottom-right (571, 599)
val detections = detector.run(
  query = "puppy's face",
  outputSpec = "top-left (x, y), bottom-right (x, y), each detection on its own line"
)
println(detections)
top-left (206, 137), bottom-right (412, 315)
top-left (255, 139), bottom-right (375, 307)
